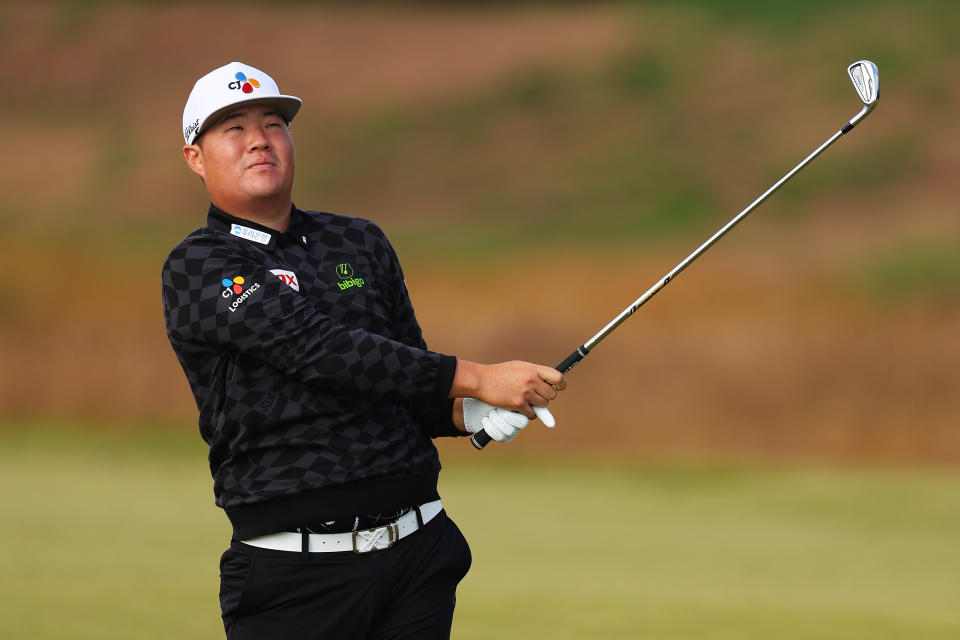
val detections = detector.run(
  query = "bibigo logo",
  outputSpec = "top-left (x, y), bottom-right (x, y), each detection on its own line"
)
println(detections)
top-left (221, 275), bottom-right (261, 312)
top-left (335, 262), bottom-right (364, 291)
top-left (228, 71), bottom-right (260, 94)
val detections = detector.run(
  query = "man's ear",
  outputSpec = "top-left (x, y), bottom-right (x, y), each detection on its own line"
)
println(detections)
top-left (183, 144), bottom-right (205, 179)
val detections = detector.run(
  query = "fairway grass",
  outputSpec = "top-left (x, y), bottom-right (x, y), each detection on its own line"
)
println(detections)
top-left (2, 427), bottom-right (959, 639)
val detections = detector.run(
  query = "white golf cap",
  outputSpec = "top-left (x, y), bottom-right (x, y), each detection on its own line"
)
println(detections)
top-left (182, 61), bottom-right (302, 145)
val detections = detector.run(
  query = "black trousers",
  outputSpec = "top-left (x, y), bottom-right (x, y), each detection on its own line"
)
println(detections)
top-left (219, 511), bottom-right (472, 640)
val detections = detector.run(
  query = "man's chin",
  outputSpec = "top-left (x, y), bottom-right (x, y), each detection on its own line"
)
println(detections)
top-left (241, 178), bottom-right (290, 201)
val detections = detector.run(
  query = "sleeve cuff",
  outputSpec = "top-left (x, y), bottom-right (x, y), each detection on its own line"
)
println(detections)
top-left (432, 354), bottom-right (458, 401)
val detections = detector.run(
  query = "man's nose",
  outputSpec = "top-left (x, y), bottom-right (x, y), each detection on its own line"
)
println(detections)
top-left (248, 126), bottom-right (271, 150)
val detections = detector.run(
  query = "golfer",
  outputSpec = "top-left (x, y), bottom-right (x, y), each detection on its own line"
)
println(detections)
top-left (161, 61), bottom-right (565, 639)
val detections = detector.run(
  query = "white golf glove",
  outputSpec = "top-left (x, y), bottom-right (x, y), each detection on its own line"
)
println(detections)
top-left (462, 398), bottom-right (555, 443)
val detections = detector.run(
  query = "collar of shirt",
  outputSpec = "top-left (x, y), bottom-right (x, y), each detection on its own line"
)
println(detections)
top-left (207, 203), bottom-right (310, 251)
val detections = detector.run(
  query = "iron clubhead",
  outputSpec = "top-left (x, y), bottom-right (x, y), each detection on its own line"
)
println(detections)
top-left (848, 60), bottom-right (879, 106)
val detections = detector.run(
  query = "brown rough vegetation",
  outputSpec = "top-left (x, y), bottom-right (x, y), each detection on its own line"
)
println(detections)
top-left (1, 3), bottom-right (957, 464)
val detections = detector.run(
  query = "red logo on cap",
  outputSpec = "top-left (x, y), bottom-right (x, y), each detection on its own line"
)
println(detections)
top-left (228, 71), bottom-right (260, 94)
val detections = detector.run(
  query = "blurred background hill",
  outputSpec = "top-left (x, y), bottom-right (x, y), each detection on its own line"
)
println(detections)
top-left (1, 0), bottom-right (957, 463)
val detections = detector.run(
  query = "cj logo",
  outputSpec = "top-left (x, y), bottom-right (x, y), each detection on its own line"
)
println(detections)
top-left (228, 71), bottom-right (260, 94)
top-left (335, 262), bottom-right (365, 291)
top-left (222, 276), bottom-right (246, 295)
top-left (335, 263), bottom-right (354, 279)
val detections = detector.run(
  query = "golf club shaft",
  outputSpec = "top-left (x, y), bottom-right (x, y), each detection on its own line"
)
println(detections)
top-left (471, 107), bottom-right (872, 451)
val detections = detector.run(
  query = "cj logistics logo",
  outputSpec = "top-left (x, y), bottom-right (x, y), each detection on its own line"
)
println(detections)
top-left (221, 275), bottom-right (261, 313)
top-left (228, 71), bottom-right (260, 94)
top-left (222, 276), bottom-right (246, 295)
top-left (335, 262), bottom-right (365, 291)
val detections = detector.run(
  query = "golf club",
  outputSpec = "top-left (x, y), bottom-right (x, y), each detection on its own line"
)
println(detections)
top-left (472, 59), bottom-right (880, 450)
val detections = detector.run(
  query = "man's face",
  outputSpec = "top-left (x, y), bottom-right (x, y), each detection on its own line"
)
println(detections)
top-left (183, 105), bottom-right (295, 208)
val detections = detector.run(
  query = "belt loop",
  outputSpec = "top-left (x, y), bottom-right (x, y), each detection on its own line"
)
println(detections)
top-left (414, 505), bottom-right (424, 529)
top-left (300, 528), bottom-right (309, 556)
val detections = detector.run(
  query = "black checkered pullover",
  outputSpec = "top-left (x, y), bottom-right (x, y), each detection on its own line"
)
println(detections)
top-left (162, 205), bottom-right (461, 540)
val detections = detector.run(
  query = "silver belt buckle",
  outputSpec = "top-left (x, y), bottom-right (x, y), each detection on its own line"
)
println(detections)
top-left (352, 523), bottom-right (399, 554)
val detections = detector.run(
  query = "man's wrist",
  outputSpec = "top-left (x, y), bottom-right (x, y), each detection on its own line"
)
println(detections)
top-left (449, 359), bottom-right (484, 398)
top-left (451, 398), bottom-right (467, 434)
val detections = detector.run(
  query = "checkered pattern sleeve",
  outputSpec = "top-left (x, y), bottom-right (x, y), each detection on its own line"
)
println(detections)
top-left (376, 230), bottom-right (463, 438)
top-left (162, 236), bottom-right (455, 402)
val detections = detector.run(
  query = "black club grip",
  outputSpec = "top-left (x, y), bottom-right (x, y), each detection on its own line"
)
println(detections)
top-left (470, 428), bottom-right (494, 450)
top-left (468, 346), bottom-right (588, 451)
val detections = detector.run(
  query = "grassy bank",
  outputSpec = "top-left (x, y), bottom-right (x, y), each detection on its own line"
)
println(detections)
top-left (2, 425), bottom-right (959, 639)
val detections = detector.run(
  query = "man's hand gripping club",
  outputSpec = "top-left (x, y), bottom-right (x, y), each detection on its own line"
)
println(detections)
top-left (462, 398), bottom-right (554, 443)
top-left (451, 360), bottom-right (566, 443)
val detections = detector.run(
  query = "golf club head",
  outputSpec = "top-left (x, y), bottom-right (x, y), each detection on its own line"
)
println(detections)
top-left (844, 60), bottom-right (879, 128)
top-left (848, 60), bottom-right (879, 105)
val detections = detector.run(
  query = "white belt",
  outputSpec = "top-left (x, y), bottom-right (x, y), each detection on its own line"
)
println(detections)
top-left (241, 500), bottom-right (443, 554)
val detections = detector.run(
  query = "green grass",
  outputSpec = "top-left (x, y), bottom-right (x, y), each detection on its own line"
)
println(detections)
top-left (2, 425), bottom-right (960, 639)
top-left (776, 135), bottom-right (927, 210)
top-left (849, 239), bottom-right (960, 303)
